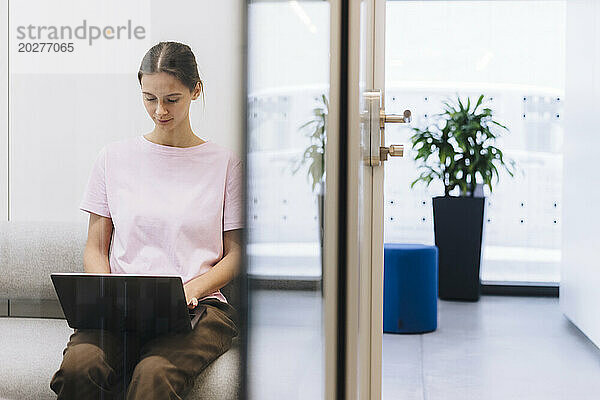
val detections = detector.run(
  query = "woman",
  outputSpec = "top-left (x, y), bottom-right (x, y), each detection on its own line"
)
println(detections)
top-left (50, 41), bottom-right (243, 399)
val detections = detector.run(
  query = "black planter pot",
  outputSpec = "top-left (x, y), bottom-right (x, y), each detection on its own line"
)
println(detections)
top-left (432, 196), bottom-right (485, 301)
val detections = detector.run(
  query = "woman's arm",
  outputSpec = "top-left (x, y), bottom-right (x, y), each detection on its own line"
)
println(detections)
top-left (184, 229), bottom-right (242, 306)
top-left (83, 212), bottom-right (113, 273)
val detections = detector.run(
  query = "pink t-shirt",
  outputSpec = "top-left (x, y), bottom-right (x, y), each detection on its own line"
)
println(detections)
top-left (79, 135), bottom-right (244, 303)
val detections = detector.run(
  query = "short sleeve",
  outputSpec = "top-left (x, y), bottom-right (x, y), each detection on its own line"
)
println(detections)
top-left (79, 146), bottom-right (111, 218)
top-left (223, 154), bottom-right (244, 231)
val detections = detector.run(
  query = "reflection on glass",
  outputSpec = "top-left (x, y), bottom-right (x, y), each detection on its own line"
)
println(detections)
top-left (2, 2), bottom-right (245, 398)
top-left (247, 1), bottom-right (330, 399)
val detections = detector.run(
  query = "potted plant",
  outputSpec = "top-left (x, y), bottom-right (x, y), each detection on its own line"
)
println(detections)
top-left (410, 94), bottom-right (515, 301)
top-left (294, 94), bottom-right (328, 248)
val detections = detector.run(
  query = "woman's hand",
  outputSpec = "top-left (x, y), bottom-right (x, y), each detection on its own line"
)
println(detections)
top-left (183, 283), bottom-right (199, 309)
top-left (182, 230), bottom-right (241, 310)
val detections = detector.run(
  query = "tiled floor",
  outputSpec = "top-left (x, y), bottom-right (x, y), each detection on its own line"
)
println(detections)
top-left (248, 290), bottom-right (600, 400)
top-left (383, 296), bottom-right (600, 400)
top-left (248, 289), bottom-right (324, 400)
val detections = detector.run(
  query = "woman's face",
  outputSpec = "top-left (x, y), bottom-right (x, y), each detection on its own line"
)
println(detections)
top-left (140, 72), bottom-right (201, 132)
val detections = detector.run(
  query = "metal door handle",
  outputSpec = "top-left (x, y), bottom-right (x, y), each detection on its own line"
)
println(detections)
top-left (363, 89), bottom-right (412, 165)
top-left (380, 109), bottom-right (411, 128)
top-left (380, 144), bottom-right (404, 161)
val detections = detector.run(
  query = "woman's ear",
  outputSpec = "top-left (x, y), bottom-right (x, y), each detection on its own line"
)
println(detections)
top-left (191, 81), bottom-right (202, 100)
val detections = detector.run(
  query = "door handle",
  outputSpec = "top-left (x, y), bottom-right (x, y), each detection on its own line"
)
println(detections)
top-left (380, 144), bottom-right (404, 161)
top-left (380, 109), bottom-right (411, 127)
top-left (363, 90), bottom-right (412, 165)
top-left (379, 110), bottom-right (410, 161)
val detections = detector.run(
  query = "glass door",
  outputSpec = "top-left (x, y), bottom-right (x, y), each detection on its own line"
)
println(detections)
top-left (246, 1), bottom-right (406, 398)
top-left (246, 2), bottom-right (330, 399)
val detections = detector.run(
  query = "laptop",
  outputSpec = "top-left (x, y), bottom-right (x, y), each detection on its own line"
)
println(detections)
top-left (51, 273), bottom-right (204, 337)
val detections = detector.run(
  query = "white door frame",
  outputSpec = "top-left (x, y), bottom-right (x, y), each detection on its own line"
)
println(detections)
top-left (355, 1), bottom-right (387, 399)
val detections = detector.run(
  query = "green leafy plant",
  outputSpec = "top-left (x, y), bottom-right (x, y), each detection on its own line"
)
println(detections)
top-left (294, 94), bottom-right (328, 192)
top-left (410, 94), bottom-right (516, 197)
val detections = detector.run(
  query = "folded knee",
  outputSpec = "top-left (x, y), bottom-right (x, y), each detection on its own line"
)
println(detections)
top-left (51, 343), bottom-right (118, 397)
top-left (53, 342), bottom-right (117, 389)
top-left (64, 344), bottom-right (106, 373)
top-left (131, 355), bottom-right (178, 385)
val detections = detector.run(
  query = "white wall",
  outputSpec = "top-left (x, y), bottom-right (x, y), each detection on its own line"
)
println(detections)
top-left (153, 1), bottom-right (244, 155)
top-left (561, 0), bottom-right (600, 348)
top-left (5, 0), bottom-right (243, 222)
top-left (1, 0), bottom-right (8, 221)
top-left (248, 3), bottom-right (330, 94)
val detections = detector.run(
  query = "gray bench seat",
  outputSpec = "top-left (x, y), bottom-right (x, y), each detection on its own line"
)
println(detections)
top-left (0, 221), bottom-right (241, 399)
top-left (0, 317), bottom-right (240, 399)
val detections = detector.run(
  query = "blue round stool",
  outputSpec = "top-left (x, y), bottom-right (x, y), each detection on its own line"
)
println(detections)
top-left (384, 243), bottom-right (438, 334)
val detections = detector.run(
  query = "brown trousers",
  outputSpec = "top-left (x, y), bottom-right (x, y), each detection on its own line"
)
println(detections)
top-left (49, 298), bottom-right (239, 400)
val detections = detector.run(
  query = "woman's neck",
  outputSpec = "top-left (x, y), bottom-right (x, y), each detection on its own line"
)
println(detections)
top-left (146, 119), bottom-right (205, 148)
